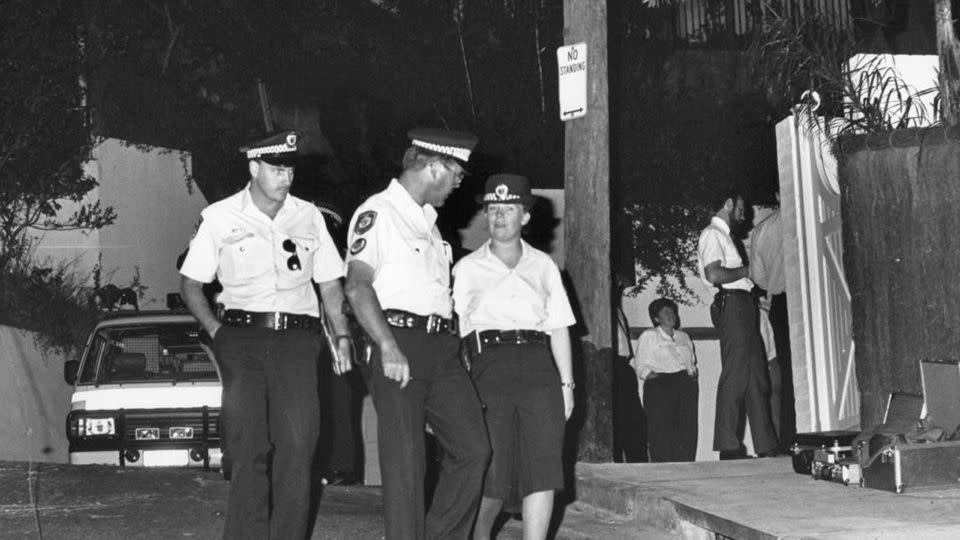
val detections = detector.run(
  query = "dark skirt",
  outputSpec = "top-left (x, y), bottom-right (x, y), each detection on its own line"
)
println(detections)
top-left (471, 341), bottom-right (565, 510)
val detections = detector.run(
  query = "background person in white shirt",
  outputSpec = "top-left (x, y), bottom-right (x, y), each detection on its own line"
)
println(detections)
top-left (697, 188), bottom-right (778, 460)
top-left (631, 298), bottom-right (698, 462)
top-left (453, 174), bottom-right (575, 540)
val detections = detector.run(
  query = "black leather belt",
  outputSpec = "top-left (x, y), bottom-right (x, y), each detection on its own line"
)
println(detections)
top-left (383, 309), bottom-right (458, 335)
top-left (221, 309), bottom-right (321, 331)
top-left (718, 288), bottom-right (752, 296)
top-left (477, 329), bottom-right (549, 347)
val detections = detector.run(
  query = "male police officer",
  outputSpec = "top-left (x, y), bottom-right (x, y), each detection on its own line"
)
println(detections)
top-left (344, 129), bottom-right (490, 539)
top-left (180, 131), bottom-right (353, 539)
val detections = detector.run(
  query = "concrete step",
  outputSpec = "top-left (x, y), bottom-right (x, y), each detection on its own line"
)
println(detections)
top-left (575, 459), bottom-right (960, 540)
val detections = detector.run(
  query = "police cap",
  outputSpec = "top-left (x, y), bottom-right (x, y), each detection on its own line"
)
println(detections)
top-left (408, 128), bottom-right (478, 163)
top-left (240, 131), bottom-right (300, 166)
top-left (479, 173), bottom-right (535, 207)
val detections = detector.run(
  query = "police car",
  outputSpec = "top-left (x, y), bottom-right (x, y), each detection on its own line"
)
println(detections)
top-left (63, 310), bottom-right (223, 469)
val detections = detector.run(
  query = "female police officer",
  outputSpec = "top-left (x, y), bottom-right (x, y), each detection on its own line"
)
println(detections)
top-left (452, 174), bottom-right (575, 540)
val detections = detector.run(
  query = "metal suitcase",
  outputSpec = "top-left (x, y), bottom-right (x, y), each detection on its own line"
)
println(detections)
top-left (859, 436), bottom-right (960, 493)
top-left (859, 362), bottom-right (960, 493)
top-left (790, 431), bottom-right (858, 475)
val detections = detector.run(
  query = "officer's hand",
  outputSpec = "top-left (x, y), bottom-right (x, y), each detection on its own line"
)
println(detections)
top-left (207, 323), bottom-right (224, 342)
top-left (379, 342), bottom-right (410, 388)
top-left (562, 387), bottom-right (574, 420)
top-left (333, 338), bottom-right (353, 375)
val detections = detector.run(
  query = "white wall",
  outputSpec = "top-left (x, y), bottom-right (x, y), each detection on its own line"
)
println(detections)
top-left (32, 138), bottom-right (208, 309)
top-left (0, 326), bottom-right (72, 463)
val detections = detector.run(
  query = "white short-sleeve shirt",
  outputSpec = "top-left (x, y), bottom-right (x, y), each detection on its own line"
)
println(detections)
top-left (697, 216), bottom-right (754, 292)
top-left (629, 327), bottom-right (697, 381)
top-left (179, 185), bottom-right (344, 316)
top-left (452, 240), bottom-right (576, 337)
top-left (344, 179), bottom-right (454, 317)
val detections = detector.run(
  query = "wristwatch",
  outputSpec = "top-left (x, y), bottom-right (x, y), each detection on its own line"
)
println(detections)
top-left (560, 381), bottom-right (576, 389)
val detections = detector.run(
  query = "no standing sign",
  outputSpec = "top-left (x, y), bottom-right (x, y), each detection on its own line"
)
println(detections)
top-left (557, 42), bottom-right (587, 121)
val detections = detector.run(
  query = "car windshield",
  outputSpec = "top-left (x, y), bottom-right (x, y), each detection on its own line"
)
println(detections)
top-left (88, 322), bottom-right (218, 384)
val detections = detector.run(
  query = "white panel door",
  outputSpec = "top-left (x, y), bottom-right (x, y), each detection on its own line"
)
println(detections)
top-left (776, 112), bottom-right (860, 432)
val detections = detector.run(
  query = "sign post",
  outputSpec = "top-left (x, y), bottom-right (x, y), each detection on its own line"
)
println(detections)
top-left (557, 42), bottom-right (587, 121)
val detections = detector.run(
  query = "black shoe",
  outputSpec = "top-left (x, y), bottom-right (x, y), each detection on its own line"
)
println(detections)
top-left (323, 471), bottom-right (357, 486)
top-left (719, 449), bottom-right (749, 461)
top-left (756, 449), bottom-right (783, 458)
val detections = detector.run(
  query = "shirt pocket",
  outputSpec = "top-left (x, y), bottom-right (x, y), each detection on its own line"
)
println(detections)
top-left (222, 235), bottom-right (273, 281)
top-left (288, 236), bottom-right (318, 277)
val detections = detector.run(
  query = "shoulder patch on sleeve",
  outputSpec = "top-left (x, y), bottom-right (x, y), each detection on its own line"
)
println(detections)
top-left (349, 237), bottom-right (367, 255)
top-left (354, 210), bottom-right (377, 235)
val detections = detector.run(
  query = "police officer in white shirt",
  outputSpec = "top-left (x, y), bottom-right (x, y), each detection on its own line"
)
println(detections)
top-left (344, 128), bottom-right (490, 539)
top-left (696, 188), bottom-right (778, 460)
top-left (453, 174), bottom-right (575, 540)
top-left (179, 131), bottom-right (353, 540)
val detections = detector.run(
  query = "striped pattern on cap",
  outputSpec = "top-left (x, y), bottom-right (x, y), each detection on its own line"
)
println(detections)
top-left (410, 139), bottom-right (472, 162)
top-left (246, 143), bottom-right (296, 159)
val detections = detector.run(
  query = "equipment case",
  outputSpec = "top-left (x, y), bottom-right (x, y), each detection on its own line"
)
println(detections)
top-left (790, 430), bottom-right (858, 475)
top-left (859, 436), bottom-right (960, 493)
top-left (859, 362), bottom-right (960, 493)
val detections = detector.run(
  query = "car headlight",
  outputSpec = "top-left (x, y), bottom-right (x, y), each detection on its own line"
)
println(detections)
top-left (70, 416), bottom-right (116, 438)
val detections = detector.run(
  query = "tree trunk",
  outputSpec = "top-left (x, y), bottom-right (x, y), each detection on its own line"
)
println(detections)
top-left (563, 0), bottom-right (613, 463)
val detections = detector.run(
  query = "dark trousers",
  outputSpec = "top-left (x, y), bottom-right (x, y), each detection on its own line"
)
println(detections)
top-left (644, 371), bottom-right (698, 462)
top-left (214, 325), bottom-right (322, 540)
top-left (319, 360), bottom-right (364, 474)
top-left (713, 293), bottom-right (778, 454)
top-left (367, 328), bottom-right (490, 540)
top-left (769, 292), bottom-right (795, 450)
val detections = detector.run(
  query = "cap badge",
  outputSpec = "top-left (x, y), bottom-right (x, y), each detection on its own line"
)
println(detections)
top-left (286, 133), bottom-right (297, 147)
top-left (495, 184), bottom-right (509, 201)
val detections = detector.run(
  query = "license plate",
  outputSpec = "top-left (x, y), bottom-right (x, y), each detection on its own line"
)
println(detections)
top-left (142, 449), bottom-right (189, 467)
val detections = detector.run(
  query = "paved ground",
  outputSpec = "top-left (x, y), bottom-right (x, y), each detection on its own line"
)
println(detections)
top-left (0, 462), bottom-right (656, 539)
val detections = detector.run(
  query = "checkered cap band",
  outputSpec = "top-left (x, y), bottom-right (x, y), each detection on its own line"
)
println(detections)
top-left (246, 143), bottom-right (296, 159)
top-left (411, 139), bottom-right (472, 162)
top-left (483, 192), bottom-right (521, 202)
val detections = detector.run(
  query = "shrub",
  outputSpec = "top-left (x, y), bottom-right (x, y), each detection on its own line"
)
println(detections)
top-left (0, 248), bottom-right (98, 358)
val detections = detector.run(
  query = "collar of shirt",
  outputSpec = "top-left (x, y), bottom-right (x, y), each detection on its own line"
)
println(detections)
top-left (480, 238), bottom-right (531, 266)
top-left (710, 215), bottom-right (730, 235)
top-left (385, 178), bottom-right (438, 231)
top-left (236, 183), bottom-right (302, 223)
top-left (656, 326), bottom-right (676, 341)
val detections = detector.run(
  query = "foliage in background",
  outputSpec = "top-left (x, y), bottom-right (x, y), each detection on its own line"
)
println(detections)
top-left (612, 4), bottom-right (780, 303)
top-left (747, 2), bottom-right (938, 144)
top-left (83, 0), bottom-right (564, 212)
top-left (0, 1), bottom-right (116, 269)
top-left (0, 246), bottom-right (98, 358)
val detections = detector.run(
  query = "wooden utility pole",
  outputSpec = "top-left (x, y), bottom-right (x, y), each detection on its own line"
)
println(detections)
top-left (563, 0), bottom-right (613, 462)
top-left (936, 0), bottom-right (960, 125)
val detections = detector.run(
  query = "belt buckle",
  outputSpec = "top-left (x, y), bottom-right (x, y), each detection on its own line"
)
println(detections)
top-left (426, 314), bottom-right (441, 334)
